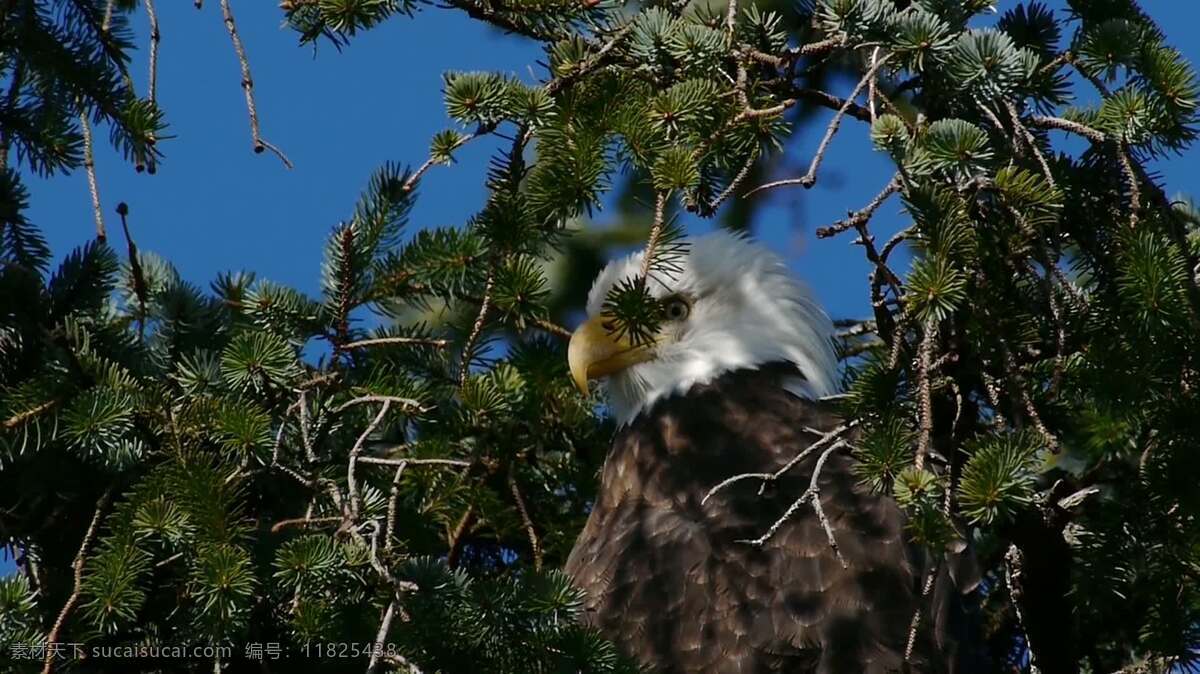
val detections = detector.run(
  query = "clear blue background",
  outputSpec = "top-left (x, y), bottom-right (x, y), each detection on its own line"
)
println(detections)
top-left (7, 2), bottom-right (1200, 577)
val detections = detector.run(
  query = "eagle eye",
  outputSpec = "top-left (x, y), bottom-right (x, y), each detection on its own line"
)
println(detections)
top-left (663, 296), bottom-right (691, 321)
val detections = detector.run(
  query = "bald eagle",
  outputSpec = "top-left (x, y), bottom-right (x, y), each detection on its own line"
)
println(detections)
top-left (565, 232), bottom-right (976, 673)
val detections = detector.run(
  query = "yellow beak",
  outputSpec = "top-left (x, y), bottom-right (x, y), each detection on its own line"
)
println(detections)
top-left (567, 315), bottom-right (656, 396)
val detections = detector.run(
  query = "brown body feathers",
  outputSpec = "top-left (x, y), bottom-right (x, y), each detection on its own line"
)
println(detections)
top-left (566, 365), bottom-right (977, 673)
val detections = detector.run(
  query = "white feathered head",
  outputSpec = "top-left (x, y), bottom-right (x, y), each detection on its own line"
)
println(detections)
top-left (568, 231), bottom-right (838, 425)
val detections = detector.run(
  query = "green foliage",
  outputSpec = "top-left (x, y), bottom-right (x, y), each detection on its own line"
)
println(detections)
top-left (852, 414), bottom-right (915, 493)
top-left (957, 432), bottom-right (1044, 525)
top-left (909, 118), bottom-right (994, 183)
top-left (5, 0), bottom-right (1200, 670)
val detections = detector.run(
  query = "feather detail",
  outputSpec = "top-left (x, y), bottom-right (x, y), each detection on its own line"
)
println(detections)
top-left (585, 231), bottom-right (838, 426)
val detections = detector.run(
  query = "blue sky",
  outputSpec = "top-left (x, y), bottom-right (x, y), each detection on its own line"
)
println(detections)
top-left (20, 2), bottom-right (1200, 323)
top-left (7, 1), bottom-right (1200, 574)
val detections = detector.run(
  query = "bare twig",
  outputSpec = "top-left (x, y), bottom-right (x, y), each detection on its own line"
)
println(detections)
top-left (220, 0), bottom-right (292, 168)
top-left (914, 320), bottom-right (936, 472)
top-left (816, 174), bottom-right (901, 239)
top-left (367, 600), bottom-right (397, 674)
top-left (348, 401), bottom-right (393, 519)
top-left (545, 19), bottom-right (638, 95)
top-left (358, 456), bottom-right (470, 468)
top-left (296, 370), bottom-right (341, 391)
top-left (296, 390), bottom-right (316, 462)
top-left (737, 440), bottom-right (850, 568)
top-left (1005, 545), bottom-right (1042, 674)
top-left (746, 53), bottom-right (893, 196)
top-left (1001, 344), bottom-right (1061, 453)
top-left (1028, 115), bottom-right (1106, 144)
top-left (384, 462), bottom-right (408, 553)
top-left (1117, 144), bottom-right (1141, 228)
top-left (708, 150), bottom-right (757, 212)
top-left (977, 100), bottom-right (1008, 137)
top-left (868, 47), bottom-right (881, 123)
top-left (509, 472), bottom-right (543, 571)
top-left (1006, 102), bottom-right (1057, 193)
top-left (380, 653), bottom-right (426, 674)
top-left (269, 414), bottom-right (287, 466)
top-left (904, 559), bottom-right (941, 663)
top-left (981, 368), bottom-right (1009, 430)
top-left (42, 487), bottom-right (114, 674)
top-left (1026, 256), bottom-right (1067, 394)
top-left (270, 515), bottom-right (342, 533)
top-left (144, 0), bottom-right (160, 106)
top-left (445, 505), bottom-right (477, 570)
top-left (3, 400), bottom-right (58, 430)
top-left (78, 110), bottom-right (106, 241)
top-left (335, 395), bottom-right (428, 414)
top-left (787, 88), bottom-right (872, 123)
top-left (459, 270), bottom-right (495, 388)
top-left (530, 316), bottom-right (571, 340)
top-left (702, 421), bottom-right (857, 505)
top-left (835, 319), bottom-right (877, 339)
top-left (740, 37), bottom-right (843, 68)
top-left (343, 336), bottom-right (451, 350)
top-left (638, 190), bottom-right (670, 280)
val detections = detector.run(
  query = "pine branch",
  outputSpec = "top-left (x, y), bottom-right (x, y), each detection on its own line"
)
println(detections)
top-left (117, 203), bottom-right (149, 341)
top-left (405, 126), bottom-right (491, 190)
top-left (545, 19), bottom-right (638, 95)
top-left (438, 0), bottom-right (565, 42)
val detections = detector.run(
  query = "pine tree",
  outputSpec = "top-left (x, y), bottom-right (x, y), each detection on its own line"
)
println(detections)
top-left (3, 1), bottom-right (1200, 673)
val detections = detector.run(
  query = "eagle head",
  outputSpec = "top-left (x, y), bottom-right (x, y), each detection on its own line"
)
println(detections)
top-left (568, 230), bottom-right (838, 425)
